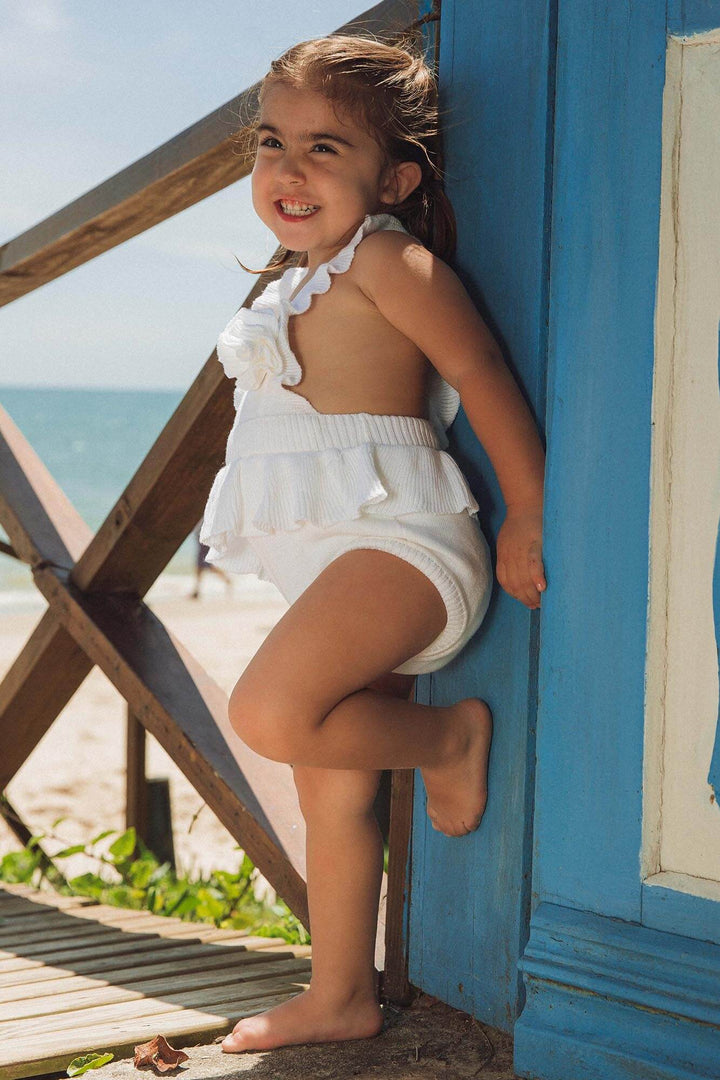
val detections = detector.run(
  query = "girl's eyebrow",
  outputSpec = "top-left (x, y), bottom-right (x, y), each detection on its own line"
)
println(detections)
top-left (256, 122), bottom-right (355, 148)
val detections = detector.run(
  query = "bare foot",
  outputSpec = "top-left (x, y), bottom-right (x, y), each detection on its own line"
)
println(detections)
top-left (221, 986), bottom-right (383, 1053)
top-left (420, 698), bottom-right (492, 837)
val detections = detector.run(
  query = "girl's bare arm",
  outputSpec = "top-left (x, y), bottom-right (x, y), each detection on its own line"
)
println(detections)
top-left (354, 232), bottom-right (547, 609)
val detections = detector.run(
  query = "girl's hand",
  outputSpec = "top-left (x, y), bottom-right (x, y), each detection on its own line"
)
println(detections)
top-left (495, 507), bottom-right (546, 609)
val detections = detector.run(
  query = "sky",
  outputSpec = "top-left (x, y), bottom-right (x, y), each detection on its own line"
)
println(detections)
top-left (0, 0), bottom-right (385, 390)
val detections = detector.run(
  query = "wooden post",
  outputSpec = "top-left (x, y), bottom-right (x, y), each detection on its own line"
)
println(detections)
top-left (125, 707), bottom-right (148, 840)
top-left (382, 768), bottom-right (415, 1004)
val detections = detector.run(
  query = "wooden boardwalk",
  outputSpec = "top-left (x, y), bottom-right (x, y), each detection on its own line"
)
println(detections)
top-left (0, 883), bottom-right (311, 1080)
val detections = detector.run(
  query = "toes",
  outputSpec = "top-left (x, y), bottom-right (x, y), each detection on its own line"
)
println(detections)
top-left (222, 1027), bottom-right (253, 1053)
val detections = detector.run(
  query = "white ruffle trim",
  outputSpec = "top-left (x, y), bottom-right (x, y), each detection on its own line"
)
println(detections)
top-left (199, 442), bottom-right (479, 558)
top-left (213, 213), bottom-right (461, 443)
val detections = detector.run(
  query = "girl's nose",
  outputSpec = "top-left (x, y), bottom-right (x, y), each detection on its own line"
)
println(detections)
top-left (279, 150), bottom-right (305, 184)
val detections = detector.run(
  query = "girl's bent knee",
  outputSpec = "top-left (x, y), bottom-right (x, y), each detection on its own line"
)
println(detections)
top-left (228, 689), bottom-right (290, 762)
top-left (228, 683), bottom-right (316, 763)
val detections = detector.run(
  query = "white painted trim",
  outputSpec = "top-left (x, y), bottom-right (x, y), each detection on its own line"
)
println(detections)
top-left (644, 33), bottom-right (720, 887)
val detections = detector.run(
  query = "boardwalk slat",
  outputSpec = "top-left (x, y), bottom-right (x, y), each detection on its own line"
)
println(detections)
top-left (0, 990), bottom-right (301, 1080)
top-left (0, 947), bottom-right (297, 1004)
top-left (1, 970), bottom-right (309, 1041)
top-left (0, 957), bottom-right (311, 1022)
top-left (0, 887), bottom-right (310, 1079)
top-left (0, 934), bottom-right (202, 973)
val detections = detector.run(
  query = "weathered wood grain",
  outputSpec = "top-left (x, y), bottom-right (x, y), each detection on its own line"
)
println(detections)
top-left (0, 405), bottom-right (91, 570)
top-left (0, 886), bottom-right (310, 1080)
top-left (0, 610), bottom-right (93, 789)
top-left (383, 768), bottom-right (414, 1003)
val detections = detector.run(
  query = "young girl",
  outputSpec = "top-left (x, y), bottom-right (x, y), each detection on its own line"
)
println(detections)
top-left (200, 33), bottom-right (545, 1054)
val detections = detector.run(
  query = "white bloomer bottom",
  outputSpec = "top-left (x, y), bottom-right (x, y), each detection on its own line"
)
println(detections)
top-left (243, 511), bottom-right (492, 675)
top-left (201, 388), bottom-right (493, 675)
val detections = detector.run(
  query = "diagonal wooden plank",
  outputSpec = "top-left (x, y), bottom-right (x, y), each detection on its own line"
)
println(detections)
top-left (33, 566), bottom-right (308, 923)
top-left (0, 405), bottom-right (91, 570)
top-left (70, 344), bottom-right (236, 595)
top-left (0, 0), bottom-right (417, 308)
top-left (0, 610), bottom-right (93, 789)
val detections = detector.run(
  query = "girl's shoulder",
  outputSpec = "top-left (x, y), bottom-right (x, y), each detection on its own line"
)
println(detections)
top-left (352, 225), bottom-right (449, 302)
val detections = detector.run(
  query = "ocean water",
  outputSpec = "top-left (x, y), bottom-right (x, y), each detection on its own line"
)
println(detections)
top-left (0, 385), bottom-right (200, 603)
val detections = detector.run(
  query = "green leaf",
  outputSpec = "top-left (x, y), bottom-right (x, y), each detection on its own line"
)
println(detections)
top-left (108, 828), bottom-right (136, 863)
top-left (67, 873), bottom-right (105, 899)
top-left (53, 845), bottom-right (86, 859)
top-left (0, 850), bottom-right (41, 883)
top-left (90, 829), bottom-right (115, 845)
top-left (66, 1051), bottom-right (114, 1075)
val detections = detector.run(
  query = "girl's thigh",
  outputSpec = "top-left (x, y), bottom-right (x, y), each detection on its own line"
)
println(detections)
top-left (231, 548), bottom-right (445, 721)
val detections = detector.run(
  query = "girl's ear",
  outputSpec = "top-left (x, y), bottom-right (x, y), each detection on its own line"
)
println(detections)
top-left (379, 160), bottom-right (422, 206)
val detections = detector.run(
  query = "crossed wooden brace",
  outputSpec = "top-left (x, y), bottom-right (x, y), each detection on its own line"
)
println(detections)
top-left (0, 274), bottom-right (310, 925)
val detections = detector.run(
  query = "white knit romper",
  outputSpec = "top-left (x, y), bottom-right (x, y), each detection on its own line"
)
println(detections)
top-left (200, 213), bottom-right (492, 675)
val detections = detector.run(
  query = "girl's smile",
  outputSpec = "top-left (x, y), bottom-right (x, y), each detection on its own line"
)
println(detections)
top-left (275, 198), bottom-right (321, 220)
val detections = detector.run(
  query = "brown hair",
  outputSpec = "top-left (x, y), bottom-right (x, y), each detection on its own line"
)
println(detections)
top-left (243, 33), bottom-right (456, 273)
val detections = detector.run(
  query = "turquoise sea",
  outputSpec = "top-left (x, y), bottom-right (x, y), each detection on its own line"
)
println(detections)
top-left (0, 385), bottom-right (197, 605)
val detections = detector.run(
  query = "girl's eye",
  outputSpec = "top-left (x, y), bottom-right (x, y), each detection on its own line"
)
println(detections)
top-left (259, 136), bottom-right (282, 149)
top-left (312, 143), bottom-right (336, 154)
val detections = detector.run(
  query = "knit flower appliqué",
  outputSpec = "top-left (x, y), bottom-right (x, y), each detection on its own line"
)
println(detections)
top-left (216, 300), bottom-right (299, 391)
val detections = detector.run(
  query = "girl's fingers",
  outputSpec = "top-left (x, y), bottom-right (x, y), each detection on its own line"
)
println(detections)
top-left (496, 545), bottom-right (547, 608)
top-left (528, 541), bottom-right (547, 591)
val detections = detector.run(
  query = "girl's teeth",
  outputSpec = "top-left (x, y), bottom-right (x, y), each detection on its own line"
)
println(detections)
top-left (279, 201), bottom-right (319, 216)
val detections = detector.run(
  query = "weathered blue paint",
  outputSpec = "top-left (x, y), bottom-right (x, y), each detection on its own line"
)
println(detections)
top-left (404, 1), bottom-right (720, 1072)
top-left (667, 0), bottom-right (720, 34)
top-left (642, 880), bottom-right (720, 946)
top-left (408, 0), bottom-right (556, 1031)
top-left (708, 323), bottom-right (720, 802)
top-left (513, 3), bottom-right (720, 1077)
top-left (516, 904), bottom-right (720, 1080)
top-left (529, 0), bottom-right (665, 919)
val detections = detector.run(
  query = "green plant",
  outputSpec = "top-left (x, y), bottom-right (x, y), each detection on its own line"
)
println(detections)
top-left (0, 820), bottom-right (309, 945)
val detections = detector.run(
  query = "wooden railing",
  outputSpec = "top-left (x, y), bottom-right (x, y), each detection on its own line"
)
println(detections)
top-left (0, 0), bottom-right (435, 1000)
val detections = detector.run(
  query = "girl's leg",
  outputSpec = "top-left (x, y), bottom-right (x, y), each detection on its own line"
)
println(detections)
top-left (222, 764), bottom-right (385, 1053)
top-left (229, 549), bottom-right (492, 836)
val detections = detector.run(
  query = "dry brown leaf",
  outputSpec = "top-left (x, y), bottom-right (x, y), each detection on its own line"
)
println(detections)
top-left (133, 1035), bottom-right (189, 1073)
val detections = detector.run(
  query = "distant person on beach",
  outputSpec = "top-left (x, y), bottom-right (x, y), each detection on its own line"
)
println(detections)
top-left (198, 34), bottom-right (546, 1056)
top-left (189, 521), bottom-right (232, 599)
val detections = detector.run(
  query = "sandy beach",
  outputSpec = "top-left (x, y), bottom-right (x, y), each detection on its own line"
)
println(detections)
top-left (0, 572), bottom-right (289, 886)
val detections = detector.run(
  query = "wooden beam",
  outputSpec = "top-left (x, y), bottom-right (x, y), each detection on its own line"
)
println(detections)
top-left (0, 610), bottom-right (93, 790)
top-left (382, 768), bottom-right (414, 1004)
top-left (35, 567), bottom-right (308, 924)
top-left (125, 708), bottom-right (148, 839)
top-left (70, 354), bottom-right (234, 596)
top-left (0, 0), bottom-right (419, 308)
top-left (0, 405), bottom-right (92, 570)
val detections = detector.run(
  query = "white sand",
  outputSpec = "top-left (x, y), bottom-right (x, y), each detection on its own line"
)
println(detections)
top-left (0, 572), bottom-right (289, 886)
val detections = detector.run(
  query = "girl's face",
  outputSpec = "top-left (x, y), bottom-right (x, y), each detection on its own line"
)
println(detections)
top-left (251, 82), bottom-right (399, 269)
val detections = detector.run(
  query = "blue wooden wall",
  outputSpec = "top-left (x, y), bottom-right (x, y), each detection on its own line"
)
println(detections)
top-left (407, 1), bottom-right (720, 1074)
top-left (510, 1), bottom-right (720, 1077)
top-left (409, 0), bottom-right (555, 1031)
